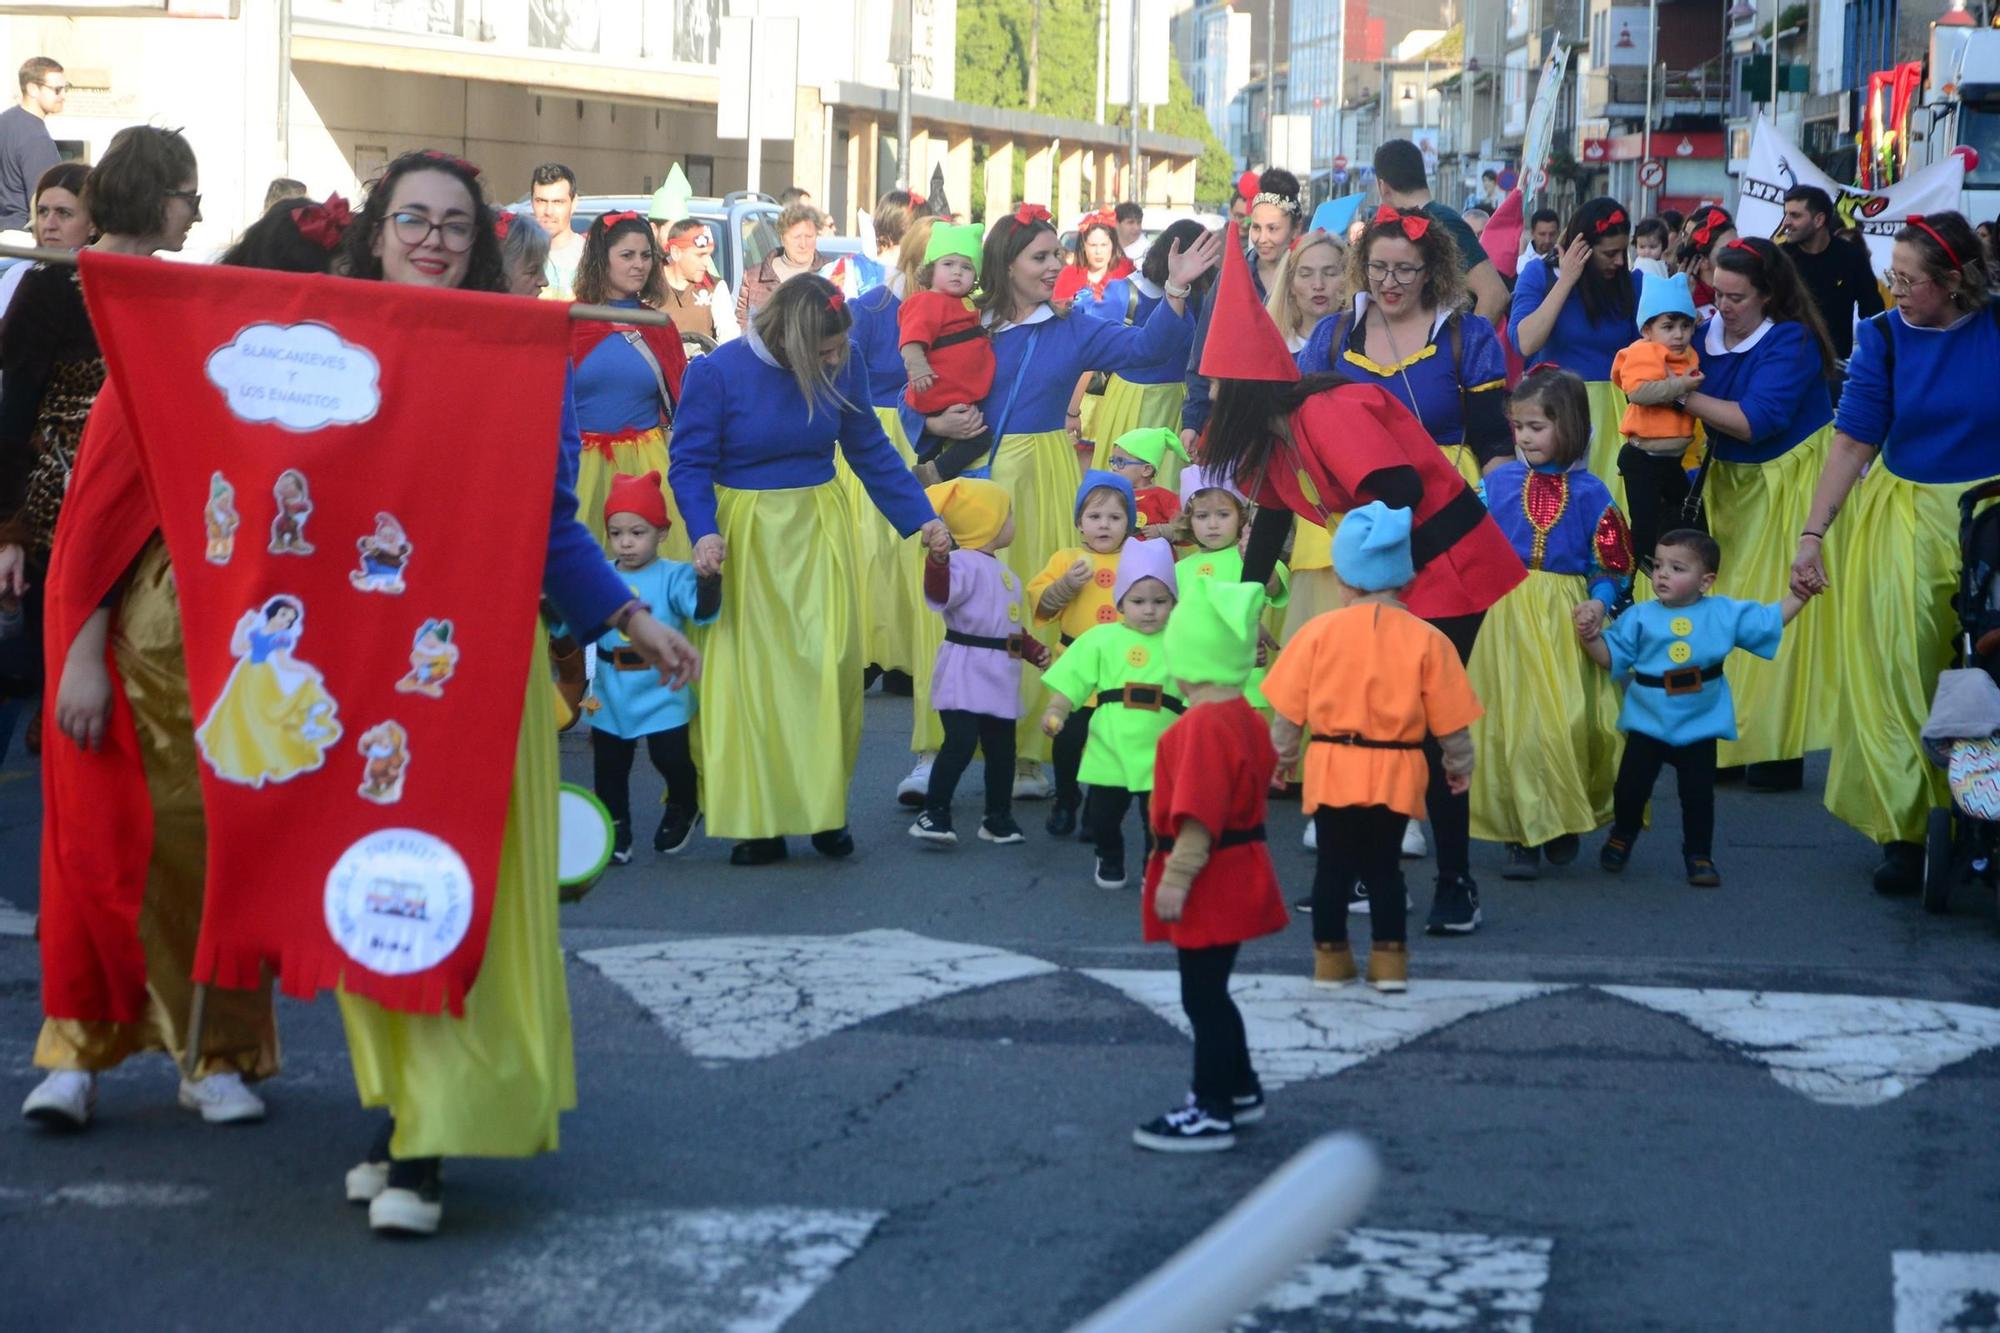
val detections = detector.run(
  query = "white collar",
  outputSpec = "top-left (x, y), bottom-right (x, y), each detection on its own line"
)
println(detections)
top-left (744, 323), bottom-right (783, 369)
top-left (1350, 292), bottom-right (1450, 341)
top-left (981, 302), bottom-right (1058, 334)
top-left (1704, 316), bottom-right (1773, 355)
top-left (885, 270), bottom-right (908, 299)
top-left (1129, 272), bottom-right (1164, 299)
top-left (1284, 330), bottom-right (1307, 354)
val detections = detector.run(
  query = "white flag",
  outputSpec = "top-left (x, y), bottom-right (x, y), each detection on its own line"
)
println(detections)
top-left (1735, 114), bottom-right (1965, 274)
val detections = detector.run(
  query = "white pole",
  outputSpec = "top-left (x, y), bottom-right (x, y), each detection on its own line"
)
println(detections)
top-left (1641, 0), bottom-right (1657, 214)
top-left (745, 9), bottom-right (762, 195)
top-left (1129, 0), bottom-right (1141, 201)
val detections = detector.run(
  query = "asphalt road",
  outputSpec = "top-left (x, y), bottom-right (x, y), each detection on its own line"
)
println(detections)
top-left (3, 689), bottom-right (1999, 1332)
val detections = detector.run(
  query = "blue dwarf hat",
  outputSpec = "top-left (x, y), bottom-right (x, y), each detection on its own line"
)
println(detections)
top-left (1333, 501), bottom-right (1415, 592)
top-left (1310, 195), bottom-right (1366, 236)
top-left (1073, 468), bottom-right (1137, 530)
top-left (1636, 271), bottom-right (1698, 333)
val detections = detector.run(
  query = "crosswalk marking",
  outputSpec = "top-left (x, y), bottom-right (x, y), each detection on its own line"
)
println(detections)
top-left (1601, 986), bottom-right (2000, 1106)
top-left (1893, 1251), bottom-right (2000, 1333)
top-left (0, 1183), bottom-right (210, 1208)
top-left (1084, 970), bottom-right (1569, 1089)
top-left (1234, 1228), bottom-right (1554, 1332)
top-left (0, 902), bottom-right (33, 938)
top-left (579, 929), bottom-right (1058, 1060)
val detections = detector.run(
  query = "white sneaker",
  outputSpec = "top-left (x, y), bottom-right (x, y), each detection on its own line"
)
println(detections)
top-left (369, 1187), bottom-right (442, 1236)
top-left (896, 753), bottom-right (936, 807)
top-left (1302, 820), bottom-right (1318, 851)
top-left (21, 1070), bottom-right (95, 1128)
top-left (178, 1072), bottom-right (266, 1125)
top-left (1401, 819), bottom-right (1428, 859)
top-left (1012, 761), bottom-right (1053, 801)
top-left (345, 1160), bottom-right (390, 1203)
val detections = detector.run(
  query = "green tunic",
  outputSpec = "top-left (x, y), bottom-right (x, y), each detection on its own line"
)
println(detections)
top-left (1040, 622), bottom-right (1182, 792)
top-left (1175, 546), bottom-right (1289, 709)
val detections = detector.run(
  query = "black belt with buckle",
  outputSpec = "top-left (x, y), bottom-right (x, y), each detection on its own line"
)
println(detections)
top-left (1059, 633), bottom-right (1077, 647)
top-left (1098, 685), bottom-right (1185, 714)
top-left (1631, 663), bottom-right (1722, 696)
top-left (1155, 823), bottom-right (1267, 855)
top-left (945, 628), bottom-right (1027, 658)
top-left (1310, 732), bottom-right (1422, 749)
top-left (607, 647), bottom-right (651, 671)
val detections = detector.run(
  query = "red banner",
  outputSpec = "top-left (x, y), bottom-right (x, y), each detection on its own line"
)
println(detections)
top-left (81, 252), bottom-right (568, 1015)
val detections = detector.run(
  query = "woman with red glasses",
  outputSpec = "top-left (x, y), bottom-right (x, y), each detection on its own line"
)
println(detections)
top-left (657, 218), bottom-right (739, 346)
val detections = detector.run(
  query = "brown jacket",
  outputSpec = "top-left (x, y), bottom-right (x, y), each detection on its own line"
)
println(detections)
top-left (734, 250), bottom-right (822, 327)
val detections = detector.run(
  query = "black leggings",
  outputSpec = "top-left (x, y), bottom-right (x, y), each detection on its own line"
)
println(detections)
top-left (1051, 704), bottom-right (1094, 809)
top-left (1178, 943), bottom-right (1254, 1118)
top-left (1613, 732), bottom-right (1717, 856)
top-left (591, 725), bottom-right (697, 831)
top-left (1619, 445), bottom-right (1702, 569)
top-left (1424, 612), bottom-right (1483, 882)
top-left (1085, 783), bottom-right (1150, 874)
top-left (1311, 805), bottom-right (1409, 944)
top-left (926, 708), bottom-right (1017, 819)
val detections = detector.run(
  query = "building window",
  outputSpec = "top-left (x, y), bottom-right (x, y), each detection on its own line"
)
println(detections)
top-left (530, 0), bottom-right (601, 53)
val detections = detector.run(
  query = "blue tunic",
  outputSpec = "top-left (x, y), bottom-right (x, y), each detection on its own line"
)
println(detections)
top-left (1835, 306), bottom-right (2000, 485)
top-left (575, 558), bottom-right (716, 737)
top-left (1692, 317), bottom-right (1832, 464)
top-left (1507, 261), bottom-right (1645, 382)
top-left (847, 283), bottom-right (909, 409)
top-left (1481, 461), bottom-right (1631, 607)
top-left (573, 299), bottom-right (665, 434)
top-left (669, 333), bottom-right (935, 543)
top-left (1603, 596), bottom-right (1785, 745)
top-left (1299, 300), bottom-right (1509, 447)
top-left (1073, 276), bottom-right (1179, 386)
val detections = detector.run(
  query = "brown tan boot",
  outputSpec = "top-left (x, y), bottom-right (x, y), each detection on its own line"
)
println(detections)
top-left (1366, 940), bottom-right (1409, 993)
top-left (1313, 941), bottom-right (1357, 988)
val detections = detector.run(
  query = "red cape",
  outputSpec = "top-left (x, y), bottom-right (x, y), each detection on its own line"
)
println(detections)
top-left (1053, 257), bottom-right (1135, 304)
top-left (568, 318), bottom-right (688, 404)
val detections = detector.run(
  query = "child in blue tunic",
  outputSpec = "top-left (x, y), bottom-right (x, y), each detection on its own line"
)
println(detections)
top-left (1579, 528), bottom-right (1811, 886)
top-left (577, 471), bottom-right (720, 862)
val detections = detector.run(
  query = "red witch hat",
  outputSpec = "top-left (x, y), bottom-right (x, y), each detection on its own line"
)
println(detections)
top-left (1197, 221), bottom-right (1300, 383)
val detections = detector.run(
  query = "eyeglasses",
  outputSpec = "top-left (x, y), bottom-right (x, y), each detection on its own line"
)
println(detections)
top-left (164, 189), bottom-right (202, 213)
top-left (1107, 455), bottom-right (1147, 470)
top-left (1365, 261), bottom-right (1426, 286)
top-left (390, 209), bottom-right (476, 253)
top-left (35, 80), bottom-right (68, 95)
top-left (1882, 270), bottom-right (1934, 293)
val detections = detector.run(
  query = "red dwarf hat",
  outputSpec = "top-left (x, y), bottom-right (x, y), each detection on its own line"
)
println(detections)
top-left (1197, 221), bottom-right (1300, 383)
top-left (605, 469), bottom-right (670, 530)
top-left (1480, 188), bottom-right (1525, 280)
top-left (1236, 169), bottom-right (1262, 202)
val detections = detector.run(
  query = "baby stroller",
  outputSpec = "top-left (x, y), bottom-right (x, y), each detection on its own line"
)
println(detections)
top-left (1918, 479), bottom-right (2000, 920)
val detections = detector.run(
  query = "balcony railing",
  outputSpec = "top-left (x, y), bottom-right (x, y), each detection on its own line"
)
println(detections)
top-left (1581, 66), bottom-right (1731, 117)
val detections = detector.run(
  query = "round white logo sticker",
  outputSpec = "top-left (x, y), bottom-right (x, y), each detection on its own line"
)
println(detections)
top-left (324, 829), bottom-right (473, 976)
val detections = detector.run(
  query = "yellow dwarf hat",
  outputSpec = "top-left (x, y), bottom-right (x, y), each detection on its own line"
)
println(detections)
top-left (925, 478), bottom-right (1012, 551)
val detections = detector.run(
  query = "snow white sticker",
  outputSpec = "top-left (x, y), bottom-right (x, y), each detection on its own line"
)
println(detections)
top-left (203, 472), bottom-right (239, 565)
top-left (195, 594), bottom-right (343, 788)
top-left (349, 512), bottom-right (411, 594)
top-left (356, 720), bottom-right (410, 805)
top-left (323, 829), bottom-right (472, 976)
top-left (269, 468), bottom-right (316, 555)
top-left (395, 618), bottom-right (459, 698)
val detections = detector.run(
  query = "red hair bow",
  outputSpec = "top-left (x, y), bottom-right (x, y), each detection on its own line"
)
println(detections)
top-left (292, 193), bottom-right (352, 251)
top-left (418, 149), bottom-right (479, 179)
top-left (1012, 203), bottom-right (1052, 227)
top-left (826, 283), bottom-right (847, 313)
top-left (599, 210), bottom-right (641, 229)
top-left (492, 210), bottom-right (513, 239)
top-left (1592, 208), bottom-right (1627, 234)
top-left (1690, 208), bottom-right (1729, 249)
top-left (1370, 205), bottom-right (1429, 241)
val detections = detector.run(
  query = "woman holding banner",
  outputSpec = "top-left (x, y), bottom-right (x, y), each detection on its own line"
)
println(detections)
top-left (331, 150), bottom-right (698, 1235)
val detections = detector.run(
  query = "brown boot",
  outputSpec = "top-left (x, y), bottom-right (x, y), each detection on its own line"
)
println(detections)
top-left (1313, 941), bottom-right (1357, 988)
top-left (1366, 940), bottom-right (1409, 993)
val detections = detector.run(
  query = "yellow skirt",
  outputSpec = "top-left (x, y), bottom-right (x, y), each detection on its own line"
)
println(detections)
top-left (697, 483), bottom-right (862, 837)
top-left (1468, 571), bottom-right (1624, 846)
top-left (574, 425), bottom-right (690, 563)
top-left (37, 541), bottom-right (280, 1079)
top-left (338, 630), bottom-right (574, 1159)
top-left (1824, 467), bottom-right (1995, 844)
top-left (1088, 377), bottom-right (1190, 490)
top-left (1707, 428), bottom-right (1840, 764)
top-left (1584, 380), bottom-right (1630, 509)
top-left (838, 407), bottom-right (923, 676)
top-left (912, 430), bottom-right (1076, 762)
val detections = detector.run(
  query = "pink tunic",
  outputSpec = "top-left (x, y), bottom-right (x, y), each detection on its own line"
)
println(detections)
top-left (928, 550), bottom-right (1030, 718)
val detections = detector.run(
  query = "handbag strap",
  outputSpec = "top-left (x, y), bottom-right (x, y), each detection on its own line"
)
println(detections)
top-left (972, 324), bottom-right (1043, 476)
top-left (621, 329), bottom-right (676, 427)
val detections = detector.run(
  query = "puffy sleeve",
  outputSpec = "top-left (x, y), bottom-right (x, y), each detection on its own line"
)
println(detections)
top-left (1587, 497), bottom-right (1635, 607)
top-left (1732, 322), bottom-right (1819, 443)
top-left (1727, 598), bottom-right (1786, 662)
top-left (1182, 286), bottom-right (1216, 433)
top-left (1834, 315), bottom-right (1892, 449)
top-left (1457, 314), bottom-right (1512, 462)
top-left (666, 352), bottom-right (725, 541)
top-left (1070, 294), bottom-right (1195, 379)
top-left (543, 371), bottom-right (637, 634)
top-left (1297, 311), bottom-right (1345, 376)
top-left (1507, 258), bottom-right (1555, 360)
top-left (836, 354), bottom-right (935, 536)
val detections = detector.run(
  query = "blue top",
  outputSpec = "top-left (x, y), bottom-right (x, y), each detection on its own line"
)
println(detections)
top-left (670, 332), bottom-right (936, 542)
top-left (1299, 300), bottom-right (1508, 447)
top-left (1692, 317), bottom-right (1832, 464)
top-left (1480, 461), bottom-right (1632, 607)
top-left (573, 300), bottom-right (666, 434)
top-left (246, 627), bottom-right (292, 664)
top-left (572, 557), bottom-right (716, 737)
top-left (1184, 259), bottom-right (1263, 432)
top-left (1836, 306), bottom-right (2000, 485)
top-left (847, 283), bottom-right (909, 409)
top-left (1603, 595), bottom-right (1785, 745)
top-left (1074, 276), bottom-right (1180, 386)
top-left (1507, 261), bottom-right (1646, 382)
top-left (551, 373), bottom-right (643, 633)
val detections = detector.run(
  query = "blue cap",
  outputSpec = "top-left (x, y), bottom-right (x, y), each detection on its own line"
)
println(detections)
top-left (1636, 270), bottom-right (1698, 333)
top-left (1333, 501), bottom-right (1415, 592)
top-left (1074, 468), bottom-right (1137, 530)
top-left (1310, 196), bottom-right (1365, 236)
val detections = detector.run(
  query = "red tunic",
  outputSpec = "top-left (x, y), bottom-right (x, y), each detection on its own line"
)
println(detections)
top-left (1053, 256), bottom-right (1135, 303)
top-left (1133, 486), bottom-right (1181, 538)
top-left (899, 290), bottom-right (995, 413)
top-left (1142, 696), bottom-right (1291, 949)
top-left (1253, 382), bottom-right (1526, 620)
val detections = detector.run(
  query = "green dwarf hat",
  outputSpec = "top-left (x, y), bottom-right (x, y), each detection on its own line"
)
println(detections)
top-left (1164, 576), bottom-right (1265, 686)
top-left (923, 221), bottom-right (984, 267)
top-left (649, 163), bottom-right (693, 221)
top-left (1114, 426), bottom-right (1191, 470)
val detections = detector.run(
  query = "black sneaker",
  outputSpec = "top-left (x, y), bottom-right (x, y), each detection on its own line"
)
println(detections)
top-left (1425, 874), bottom-right (1482, 935)
top-left (369, 1156), bottom-right (443, 1235)
top-left (1543, 833), bottom-right (1581, 866)
top-left (978, 815), bottom-right (1027, 845)
top-left (1133, 1099), bottom-right (1236, 1153)
top-left (1094, 858), bottom-right (1127, 890)
top-left (1744, 758), bottom-right (1804, 791)
top-left (909, 810), bottom-right (957, 845)
top-left (654, 806), bottom-right (700, 855)
top-left (610, 820), bottom-right (633, 866)
top-left (880, 669), bottom-right (915, 697)
top-left (1501, 843), bottom-right (1541, 881)
top-left (1291, 894), bottom-right (1313, 914)
top-left (1685, 854), bottom-right (1722, 888)
top-left (811, 826), bottom-right (856, 858)
top-left (729, 837), bottom-right (788, 866)
top-left (1872, 841), bottom-right (1922, 896)
top-left (1599, 834), bottom-right (1635, 873)
top-left (1045, 803), bottom-right (1077, 837)
top-left (1230, 1086), bottom-right (1266, 1125)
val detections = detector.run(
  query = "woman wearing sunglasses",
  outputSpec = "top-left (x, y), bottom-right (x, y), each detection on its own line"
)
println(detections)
top-left (657, 217), bottom-right (739, 346)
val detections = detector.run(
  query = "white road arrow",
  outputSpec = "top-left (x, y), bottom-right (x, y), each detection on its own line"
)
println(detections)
top-left (1235, 1227), bottom-right (1554, 1332)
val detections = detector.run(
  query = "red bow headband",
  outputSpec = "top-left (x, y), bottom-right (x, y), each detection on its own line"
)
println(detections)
top-left (1690, 209), bottom-right (1730, 249)
top-left (826, 284), bottom-right (846, 313)
top-left (1086, 208), bottom-right (1118, 229)
top-left (1725, 237), bottom-right (1760, 256)
top-left (1592, 208), bottom-right (1628, 234)
top-left (418, 149), bottom-right (479, 178)
top-left (1370, 205), bottom-right (1429, 241)
top-left (1012, 203), bottom-right (1052, 227)
top-left (492, 210), bottom-right (513, 240)
top-left (599, 210), bottom-right (641, 229)
top-left (292, 193), bottom-right (351, 251)
top-left (1906, 214), bottom-right (1963, 269)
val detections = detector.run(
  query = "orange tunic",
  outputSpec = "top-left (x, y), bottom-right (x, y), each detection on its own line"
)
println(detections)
top-left (1611, 340), bottom-right (1700, 442)
top-left (1261, 602), bottom-right (1483, 819)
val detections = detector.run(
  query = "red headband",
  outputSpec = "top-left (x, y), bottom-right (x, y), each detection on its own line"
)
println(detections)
top-left (1012, 203), bottom-right (1052, 227)
top-left (1524, 361), bottom-right (1565, 377)
top-left (1370, 205), bottom-right (1429, 241)
top-left (826, 284), bottom-right (846, 313)
top-left (1725, 237), bottom-right (1759, 256)
top-left (418, 149), bottom-right (479, 178)
top-left (666, 230), bottom-right (710, 251)
top-left (1592, 208), bottom-right (1628, 235)
top-left (599, 210), bottom-right (641, 229)
top-left (293, 193), bottom-right (351, 251)
top-left (1906, 214), bottom-right (1963, 269)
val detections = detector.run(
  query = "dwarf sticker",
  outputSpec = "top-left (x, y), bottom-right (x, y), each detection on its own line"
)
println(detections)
top-left (195, 594), bottom-right (342, 788)
top-left (349, 512), bottom-right (412, 594)
top-left (203, 472), bottom-right (240, 566)
top-left (356, 720), bottom-right (411, 805)
top-left (395, 618), bottom-right (459, 699)
top-left (269, 468), bottom-right (316, 555)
